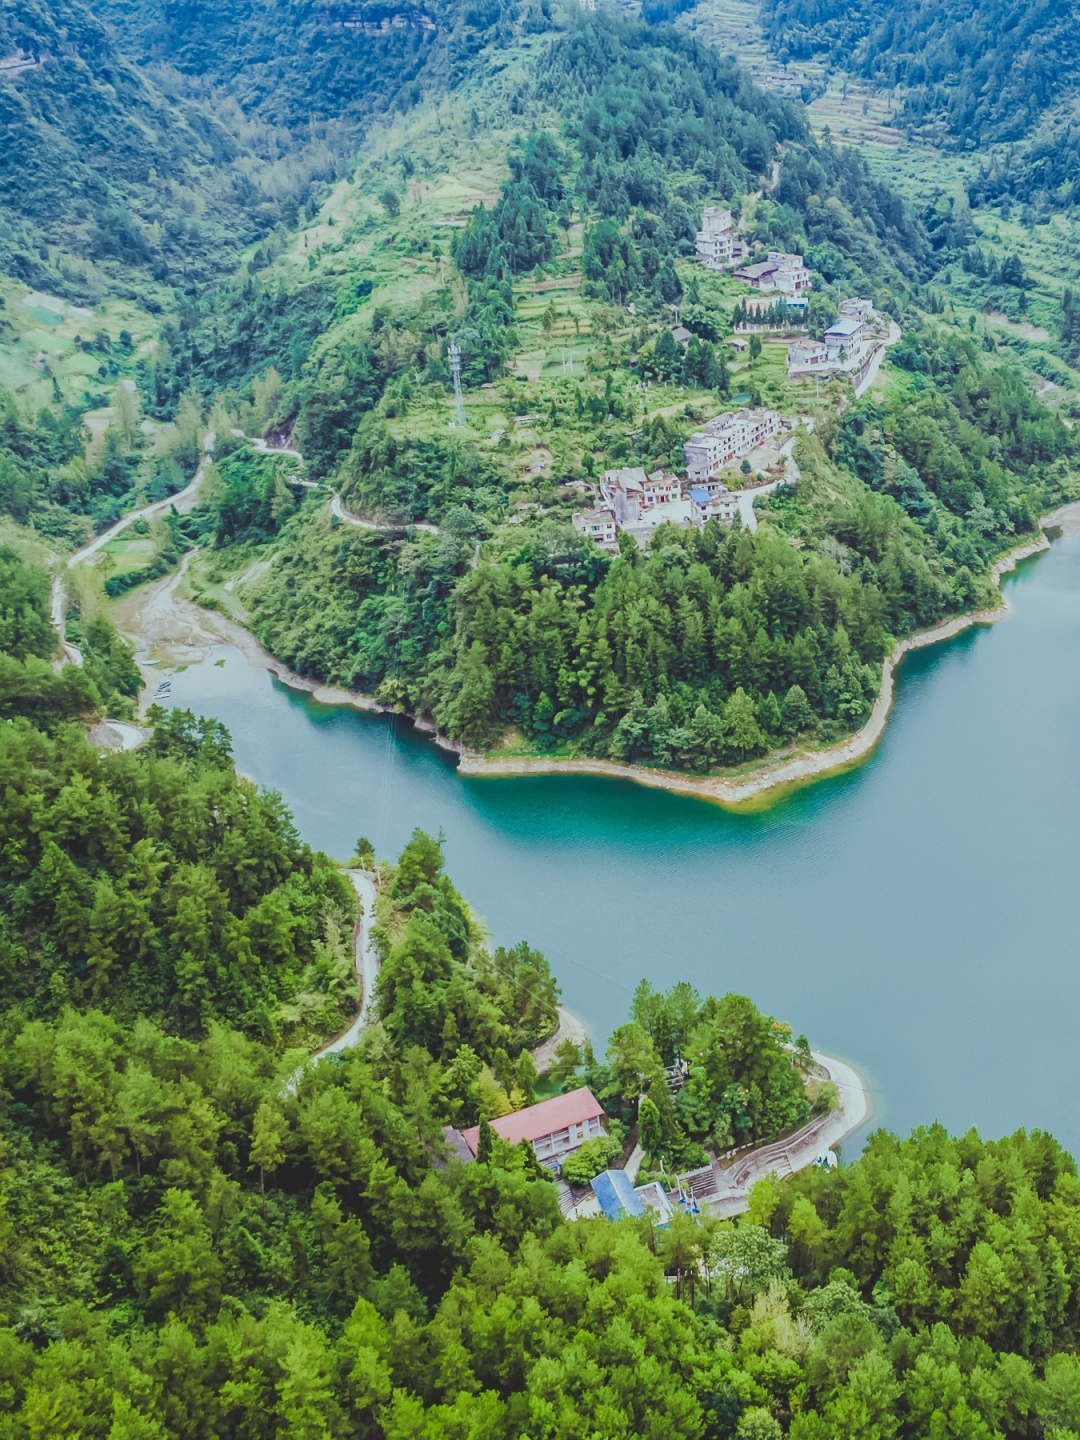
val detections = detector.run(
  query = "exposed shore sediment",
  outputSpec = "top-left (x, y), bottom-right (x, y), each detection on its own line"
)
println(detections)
top-left (457, 518), bottom-right (1069, 807)
top-left (117, 504), bottom-right (1079, 807)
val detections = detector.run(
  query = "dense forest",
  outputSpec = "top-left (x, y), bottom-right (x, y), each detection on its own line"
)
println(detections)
top-left (7, 549), bottom-right (1080, 1433)
top-left (758, 0), bottom-right (1080, 202)
top-left (759, 0), bottom-right (1077, 148)
top-left (239, 323), bottom-right (1072, 766)
top-left (0, 0), bottom-right (321, 299)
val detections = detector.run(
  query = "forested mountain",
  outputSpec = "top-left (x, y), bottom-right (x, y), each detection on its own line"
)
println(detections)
top-left (0, 0), bottom-right (298, 296)
top-left (94, 0), bottom-right (548, 129)
top-left (760, 0), bottom-right (1077, 147)
top-left (758, 0), bottom-right (1080, 202)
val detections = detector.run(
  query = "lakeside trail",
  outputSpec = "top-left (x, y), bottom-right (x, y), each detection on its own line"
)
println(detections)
top-left (566, 1048), bottom-right (874, 1221)
top-left (703, 1050), bottom-right (872, 1217)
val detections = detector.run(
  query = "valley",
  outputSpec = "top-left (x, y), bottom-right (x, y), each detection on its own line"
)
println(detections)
top-left (3, 1), bottom-right (1080, 1435)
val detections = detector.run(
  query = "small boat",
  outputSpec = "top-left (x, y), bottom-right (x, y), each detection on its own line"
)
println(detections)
top-left (154, 681), bottom-right (172, 698)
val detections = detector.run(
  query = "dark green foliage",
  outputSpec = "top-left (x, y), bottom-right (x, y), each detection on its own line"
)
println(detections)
top-left (140, 279), bottom-right (337, 417)
top-left (760, 0), bottom-right (1078, 150)
top-left (0, 547), bottom-right (138, 723)
top-left (0, 388), bottom-right (94, 538)
top-left (433, 520), bottom-right (888, 759)
top-left (339, 420), bottom-right (508, 523)
top-left (377, 828), bottom-right (559, 1067)
top-left (209, 445), bottom-right (304, 547)
top-left (596, 980), bottom-right (807, 1160)
top-left (245, 506), bottom-right (473, 699)
top-left (782, 1125), bottom-right (1080, 1362)
top-left (0, 0), bottom-right (306, 294)
top-left (0, 705), bottom-right (356, 1041)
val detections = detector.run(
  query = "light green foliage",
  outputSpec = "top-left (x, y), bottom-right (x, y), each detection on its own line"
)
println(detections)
top-left (559, 1135), bottom-right (623, 1187)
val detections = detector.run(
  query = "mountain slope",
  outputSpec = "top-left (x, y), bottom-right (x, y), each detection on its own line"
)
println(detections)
top-left (95, 0), bottom-right (541, 128)
top-left (0, 0), bottom-right (255, 293)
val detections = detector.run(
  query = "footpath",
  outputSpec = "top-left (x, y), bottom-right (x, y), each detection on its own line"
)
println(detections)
top-left (702, 1050), bottom-right (871, 1217)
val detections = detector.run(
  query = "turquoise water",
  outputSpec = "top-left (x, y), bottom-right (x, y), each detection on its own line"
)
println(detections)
top-left (164, 531), bottom-right (1080, 1153)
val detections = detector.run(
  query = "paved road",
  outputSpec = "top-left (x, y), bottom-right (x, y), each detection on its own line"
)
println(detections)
top-left (310, 869), bottom-right (380, 1060)
top-left (737, 432), bottom-right (800, 532)
top-left (330, 492), bottom-right (439, 534)
top-left (50, 440), bottom-right (213, 667)
top-left (853, 320), bottom-right (901, 400)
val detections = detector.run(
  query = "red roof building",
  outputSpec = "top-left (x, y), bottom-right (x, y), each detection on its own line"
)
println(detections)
top-left (461, 1086), bottom-right (607, 1165)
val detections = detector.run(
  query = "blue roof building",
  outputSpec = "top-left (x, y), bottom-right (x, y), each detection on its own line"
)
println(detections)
top-left (591, 1169), bottom-right (646, 1221)
top-left (687, 487), bottom-right (712, 506)
top-left (824, 316), bottom-right (863, 339)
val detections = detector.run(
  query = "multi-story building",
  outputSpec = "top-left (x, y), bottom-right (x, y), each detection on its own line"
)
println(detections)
top-left (687, 486), bottom-right (739, 524)
top-left (460, 1087), bottom-right (608, 1167)
top-left (684, 408), bottom-right (783, 480)
top-left (734, 251), bottom-right (812, 297)
top-left (786, 339), bottom-right (831, 376)
top-left (572, 505), bottom-right (618, 552)
top-left (695, 206), bottom-right (734, 269)
top-left (824, 315), bottom-right (866, 361)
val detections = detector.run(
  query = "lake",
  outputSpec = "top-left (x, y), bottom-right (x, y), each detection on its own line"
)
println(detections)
top-left (163, 530), bottom-right (1080, 1155)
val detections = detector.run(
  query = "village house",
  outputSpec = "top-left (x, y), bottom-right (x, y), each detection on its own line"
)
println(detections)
top-left (591, 1169), bottom-right (674, 1224)
top-left (621, 497), bottom-right (700, 546)
top-left (460, 1087), bottom-right (607, 1167)
top-left (786, 338), bottom-right (830, 376)
top-left (598, 466), bottom-right (680, 523)
top-left (683, 407), bottom-right (784, 480)
top-left (571, 505), bottom-right (618, 552)
top-left (687, 486), bottom-right (739, 524)
top-left (786, 298), bottom-right (886, 384)
top-left (733, 251), bottom-right (811, 297)
top-left (694, 206), bottom-right (735, 269)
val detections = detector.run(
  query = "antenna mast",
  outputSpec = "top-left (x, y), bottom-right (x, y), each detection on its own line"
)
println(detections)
top-left (449, 340), bottom-right (465, 428)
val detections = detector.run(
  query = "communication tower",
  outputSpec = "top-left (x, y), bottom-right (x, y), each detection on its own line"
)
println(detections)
top-left (449, 340), bottom-right (465, 428)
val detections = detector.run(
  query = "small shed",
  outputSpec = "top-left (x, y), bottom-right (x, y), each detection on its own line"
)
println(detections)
top-left (729, 336), bottom-right (749, 352)
top-left (671, 325), bottom-right (692, 347)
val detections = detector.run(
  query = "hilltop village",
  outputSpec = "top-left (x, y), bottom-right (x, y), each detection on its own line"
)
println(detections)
top-left (571, 208), bottom-right (894, 553)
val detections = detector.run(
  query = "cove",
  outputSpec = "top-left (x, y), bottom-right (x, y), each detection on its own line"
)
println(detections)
top-left (161, 530), bottom-right (1080, 1156)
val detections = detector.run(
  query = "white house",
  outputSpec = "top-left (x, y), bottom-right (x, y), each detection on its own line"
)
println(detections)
top-left (687, 486), bottom-right (739, 524)
top-left (684, 431), bottom-right (730, 482)
top-left (461, 1087), bottom-right (607, 1166)
top-left (839, 297), bottom-right (876, 323)
top-left (734, 251), bottom-right (811, 297)
top-left (599, 466), bottom-right (680, 524)
top-left (572, 505), bottom-right (618, 552)
top-left (622, 497), bottom-right (702, 547)
top-left (824, 315), bottom-right (866, 361)
top-left (684, 407), bottom-right (783, 480)
top-left (786, 338), bottom-right (831, 376)
top-left (695, 206), bottom-right (734, 269)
